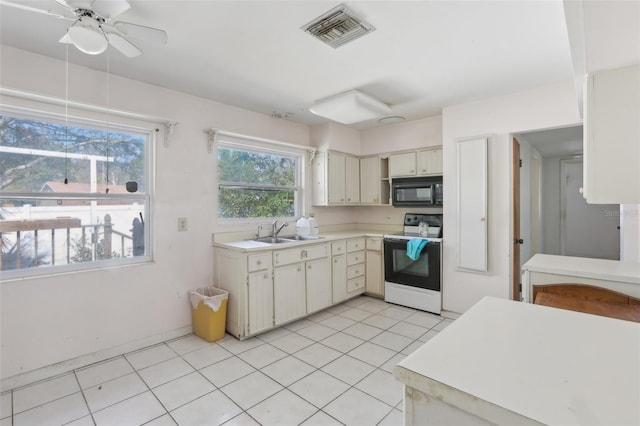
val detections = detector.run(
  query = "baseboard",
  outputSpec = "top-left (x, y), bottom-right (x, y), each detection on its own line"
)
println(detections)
top-left (1, 325), bottom-right (192, 392)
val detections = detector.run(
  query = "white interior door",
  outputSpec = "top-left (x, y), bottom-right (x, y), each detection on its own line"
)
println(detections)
top-left (561, 160), bottom-right (620, 259)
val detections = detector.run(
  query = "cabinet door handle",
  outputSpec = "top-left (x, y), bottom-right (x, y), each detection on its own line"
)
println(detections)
top-left (308, 265), bottom-right (312, 270)
top-left (263, 273), bottom-right (268, 279)
top-left (257, 260), bottom-right (262, 265)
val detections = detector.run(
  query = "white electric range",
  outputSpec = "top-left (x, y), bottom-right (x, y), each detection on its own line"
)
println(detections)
top-left (383, 213), bottom-right (443, 314)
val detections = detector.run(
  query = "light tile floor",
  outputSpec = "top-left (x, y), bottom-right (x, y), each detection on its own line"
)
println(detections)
top-left (0, 296), bottom-right (453, 426)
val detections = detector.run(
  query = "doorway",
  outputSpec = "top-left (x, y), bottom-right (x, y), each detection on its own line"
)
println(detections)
top-left (515, 125), bottom-right (621, 262)
top-left (560, 159), bottom-right (620, 259)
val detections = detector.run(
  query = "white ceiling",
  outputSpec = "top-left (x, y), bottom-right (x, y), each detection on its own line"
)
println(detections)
top-left (517, 125), bottom-right (583, 158)
top-left (0, 0), bottom-right (576, 129)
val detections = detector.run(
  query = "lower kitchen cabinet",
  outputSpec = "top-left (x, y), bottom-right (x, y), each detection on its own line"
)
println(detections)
top-left (306, 257), bottom-right (332, 313)
top-left (273, 263), bottom-right (307, 325)
top-left (332, 253), bottom-right (347, 303)
top-left (366, 237), bottom-right (384, 297)
top-left (214, 237), bottom-right (376, 339)
top-left (247, 270), bottom-right (274, 335)
top-left (214, 248), bottom-right (274, 339)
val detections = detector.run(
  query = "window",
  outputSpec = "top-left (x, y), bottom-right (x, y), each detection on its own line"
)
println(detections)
top-left (217, 142), bottom-right (302, 220)
top-left (0, 109), bottom-right (152, 278)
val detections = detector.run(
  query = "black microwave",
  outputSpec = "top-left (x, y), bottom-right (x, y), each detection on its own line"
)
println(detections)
top-left (392, 177), bottom-right (443, 207)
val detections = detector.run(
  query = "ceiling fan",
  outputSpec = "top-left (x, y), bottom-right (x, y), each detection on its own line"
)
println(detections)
top-left (0, 0), bottom-right (167, 57)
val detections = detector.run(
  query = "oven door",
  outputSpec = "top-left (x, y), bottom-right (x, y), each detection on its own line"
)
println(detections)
top-left (383, 238), bottom-right (441, 292)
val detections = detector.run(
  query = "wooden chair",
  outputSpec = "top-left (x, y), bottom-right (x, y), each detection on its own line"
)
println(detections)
top-left (533, 283), bottom-right (640, 323)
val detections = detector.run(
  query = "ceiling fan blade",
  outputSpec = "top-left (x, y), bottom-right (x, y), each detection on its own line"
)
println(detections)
top-left (92, 0), bottom-right (130, 19)
top-left (0, 0), bottom-right (72, 20)
top-left (106, 31), bottom-right (141, 57)
top-left (56, 0), bottom-right (93, 11)
top-left (113, 21), bottom-right (167, 44)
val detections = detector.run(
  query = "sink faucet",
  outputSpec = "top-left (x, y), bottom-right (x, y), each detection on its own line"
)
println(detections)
top-left (272, 219), bottom-right (288, 237)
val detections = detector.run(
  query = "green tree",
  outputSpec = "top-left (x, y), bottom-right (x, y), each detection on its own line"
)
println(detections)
top-left (0, 115), bottom-right (145, 193)
top-left (217, 147), bottom-right (297, 218)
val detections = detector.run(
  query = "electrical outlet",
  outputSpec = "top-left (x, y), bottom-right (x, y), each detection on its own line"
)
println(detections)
top-left (178, 217), bottom-right (188, 232)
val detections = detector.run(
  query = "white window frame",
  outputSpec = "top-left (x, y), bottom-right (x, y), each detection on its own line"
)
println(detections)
top-left (215, 134), bottom-right (305, 225)
top-left (0, 101), bottom-right (156, 280)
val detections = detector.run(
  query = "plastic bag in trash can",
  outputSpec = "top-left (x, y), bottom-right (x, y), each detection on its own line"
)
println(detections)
top-left (189, 287), bottom-right (228, 312)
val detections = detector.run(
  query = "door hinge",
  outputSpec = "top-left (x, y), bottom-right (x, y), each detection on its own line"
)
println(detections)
top-left (519, 159), bottom-right (522, 168)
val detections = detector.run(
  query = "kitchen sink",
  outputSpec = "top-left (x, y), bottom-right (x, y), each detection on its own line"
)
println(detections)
top-left (253, 237), bottom-right (295, 244)
top-left (280, 235), bottom-right (325, 241)
top-left (253, 235), bottom-right (325, 244)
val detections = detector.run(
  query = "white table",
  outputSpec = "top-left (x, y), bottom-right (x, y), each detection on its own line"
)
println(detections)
top-left (521, 254), bottom-right (640, 303)
top-left (393, 297), bottom-right (640, 425)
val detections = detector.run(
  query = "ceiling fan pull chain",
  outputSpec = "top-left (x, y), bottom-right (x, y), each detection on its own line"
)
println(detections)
top-left (64, 43), bottom-right (69, 185)
top-left (105, 52), bottom-right (110, 193)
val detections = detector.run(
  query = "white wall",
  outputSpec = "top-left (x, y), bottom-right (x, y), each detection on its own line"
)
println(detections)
top-left (621, 205), bottom-right (640, 262)
top-left (360, 115), bottom-right (442, 155)
top-left (0, 46), bottom-right (315, 381)
top-left (442, 82), bottom-right (582, 314)
top-left (541, 156), bottom-right (563, 255)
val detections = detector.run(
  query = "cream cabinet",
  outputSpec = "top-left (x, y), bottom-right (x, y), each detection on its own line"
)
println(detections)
top-left (332, 239), bottom-right (365, 303)
top-left (345, 155), bottom-right (360, 204)
top-left (346, 238), bottom-right (366, 295)
top-left (306, 257), bottom-right (332, 313)
top-left (273, 263), bottom-right (306, 325)
top-left (584, 64), bottom-right (640, 204)
top-left (365, 237), bottom-right (384, 297)
top-left (328, 152), bottom-right (346, 204)
top-left (332, 240), bottom-right (347, 304)
top-left (313, 150), bottom-right (360, 206)
top-left (214, 248), bottom-right (274, 339)
top-left (247, 269), bottom-right (274, 335)
top-left (389, 152), bottom-right (417, 177)
top-left (417, 148), bottom-right (443, 175)
top-left (360, 156), bottom-right (381, 204)
top-left (273, 243), bottom-right (330, 324)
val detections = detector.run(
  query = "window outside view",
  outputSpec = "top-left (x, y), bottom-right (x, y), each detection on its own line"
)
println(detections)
top-left (217, 145), bottom-right (300, 219)
top-left (0, 113), bottom-right (149, 276)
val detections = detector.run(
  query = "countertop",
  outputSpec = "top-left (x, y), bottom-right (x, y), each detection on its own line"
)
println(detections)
top-left (393, 296), bottom-right (640, 425)
top-left (213, 230), bottom-right (386, 252)
top-left (522, 254), bottom-right (640, 284)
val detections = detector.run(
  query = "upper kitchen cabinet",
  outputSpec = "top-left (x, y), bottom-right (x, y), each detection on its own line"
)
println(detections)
top-left (389, 152), bottom-right (417, 177)
top-left (584, 64), bottom-right (640, 204)
top-left (388, 147), bottom-right (443, 177)
top-left (312, 150), bottom-right (359, 206)
top-left (360, 156), bottom-right (381, 204)
top-left (345, 155), bottom-right (360, 204)
top-left (417, 147), bottom-right (443, 175)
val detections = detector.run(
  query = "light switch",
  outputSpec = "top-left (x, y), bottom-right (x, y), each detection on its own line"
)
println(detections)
top-left (178, 217), bottom-right (188, 232)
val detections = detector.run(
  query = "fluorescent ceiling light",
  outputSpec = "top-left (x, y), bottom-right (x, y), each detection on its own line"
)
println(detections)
top-left (68, 16), bottom-right (108, 55)
top-left (309, 90), bottom-right (391, 124)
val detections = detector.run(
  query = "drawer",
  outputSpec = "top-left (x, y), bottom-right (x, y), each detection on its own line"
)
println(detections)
top-left (347, 238), bottom-right (366, 253)
top-left (347, 251), bottom-right (365, 266)
top-left (332, 240), bottom-right (346, 256)
top-left (274, 243), bottom-right (329, 266)
top-left (366, 237), bottom-right (382, 251)
top-left (248, 252), bottom-right (271, 272)
top-left (347, 264), bottom-right (365, 280)
top-left (347, 276), bottom-right (365, 293)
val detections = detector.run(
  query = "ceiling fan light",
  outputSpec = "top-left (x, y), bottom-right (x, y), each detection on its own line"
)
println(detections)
top-left (68, 17), bottom-right (108, 55)
top-left (309, 90), bottom-right (391, 124)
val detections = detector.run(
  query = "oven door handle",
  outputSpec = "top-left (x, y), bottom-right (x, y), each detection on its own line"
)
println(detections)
top-left (384, 238), bottom-right (410, 245)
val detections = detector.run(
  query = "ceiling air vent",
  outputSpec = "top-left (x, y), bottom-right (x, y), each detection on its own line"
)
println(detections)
top-left (301, 4), bottom-right (375, 48)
